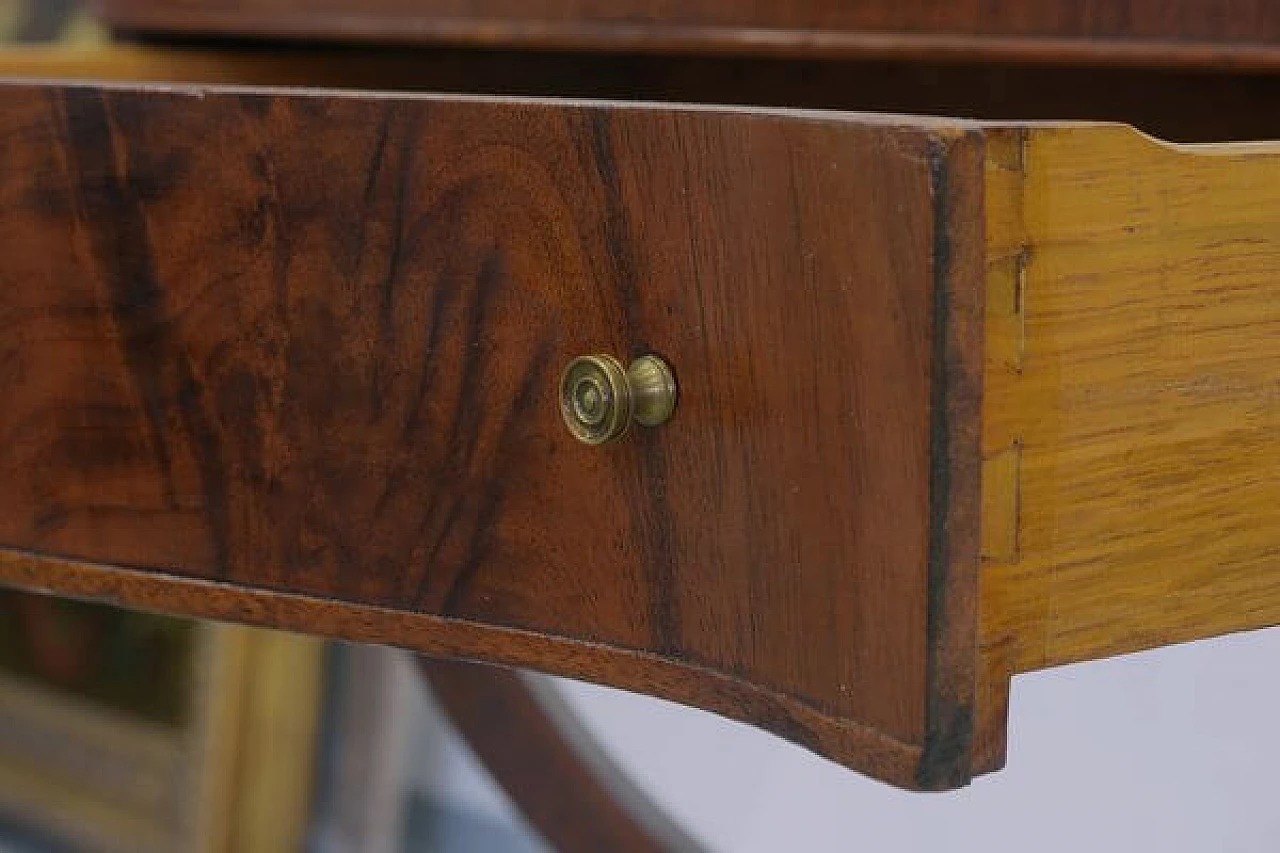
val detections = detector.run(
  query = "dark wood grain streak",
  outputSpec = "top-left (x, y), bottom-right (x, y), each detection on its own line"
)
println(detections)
top-left (420, 658), bottom-right (704, 853)
top-left (96, 0), bottom-right (1280, 69)
top-left (0, 84), bottom-right (983, 789)
top-left (918, 132), bottom-right (984, 789)
top-left (58, 88), bottom-right (237, 578)
top-left (584, 112), bottom-right (682, 658)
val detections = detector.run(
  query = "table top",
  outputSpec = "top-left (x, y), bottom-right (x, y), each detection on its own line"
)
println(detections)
top-left (94, 0), bottom-right (1280, 70)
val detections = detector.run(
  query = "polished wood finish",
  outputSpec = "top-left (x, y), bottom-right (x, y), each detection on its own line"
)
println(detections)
top-left (421, 659), bottom-right (702, 852)
top-left (976, 125), bottom-right (1280, 770)
top-left (95, 0), bottom-right (1280, 69)
top-left (3, 72), bottom-right (1279, 790)
top-left (0, 84), bottom-right (982, 789)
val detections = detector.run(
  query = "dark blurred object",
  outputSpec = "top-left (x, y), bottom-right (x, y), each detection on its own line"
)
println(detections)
top-left (93, 0), bottom-right (1280, 70)
top-left (0, 0), bottom-right (95, 43)
top-left (15, 0), bottom-right (80, 41)
top-left (0, 590), bottom-right (193, 725)
top-left (422, 657), bottom-right (704, 852)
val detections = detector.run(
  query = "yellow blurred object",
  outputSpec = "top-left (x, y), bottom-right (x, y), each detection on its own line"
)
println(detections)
top-left (0, 606), bottom-right (325, 852)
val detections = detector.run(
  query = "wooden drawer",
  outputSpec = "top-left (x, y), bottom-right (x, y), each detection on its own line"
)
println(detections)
top-left (0, 58), bottom-right (1277, 791)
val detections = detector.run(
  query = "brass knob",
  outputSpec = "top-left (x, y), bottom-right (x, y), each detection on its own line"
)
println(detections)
top-left (559, 354), bottom-right (677, 445)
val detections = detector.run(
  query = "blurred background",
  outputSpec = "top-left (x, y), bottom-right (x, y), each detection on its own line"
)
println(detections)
top-left (0, 3), bottom-right (1278, 852)
top-left (4, 584), bottom-right (1280, 853)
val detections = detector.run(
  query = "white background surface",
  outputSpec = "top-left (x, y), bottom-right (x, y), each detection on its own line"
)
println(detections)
top-left (550, 627), bottom-right (1280, 853)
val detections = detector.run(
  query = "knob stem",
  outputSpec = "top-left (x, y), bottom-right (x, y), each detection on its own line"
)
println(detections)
top-left (627, 355), bottom-right (678, 427)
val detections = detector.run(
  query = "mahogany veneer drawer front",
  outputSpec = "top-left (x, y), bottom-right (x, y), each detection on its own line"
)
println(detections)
top-left (1, 78), bottom-right (1278, 790)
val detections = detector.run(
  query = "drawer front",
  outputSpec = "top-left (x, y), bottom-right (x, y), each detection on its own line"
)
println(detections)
top-left (0, 85), bottom-right (982, 789)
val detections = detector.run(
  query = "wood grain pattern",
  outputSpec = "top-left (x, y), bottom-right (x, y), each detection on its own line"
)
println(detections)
top-left (977, 125), bottom-right (1280, 770)
top-left (95, 0), bottom-right (1280, 69)
top-left (0, 84), bottom-right (983, 790)
top-left (8, 75), bottom-right (1273, 789)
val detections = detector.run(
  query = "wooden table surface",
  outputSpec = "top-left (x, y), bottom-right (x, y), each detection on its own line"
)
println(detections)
top-left (93, 0), bottom-right (1280, 69)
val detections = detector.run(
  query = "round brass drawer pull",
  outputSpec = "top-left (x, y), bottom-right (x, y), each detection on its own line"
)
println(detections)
top-left (559, 354), bottom-right (677, 444)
